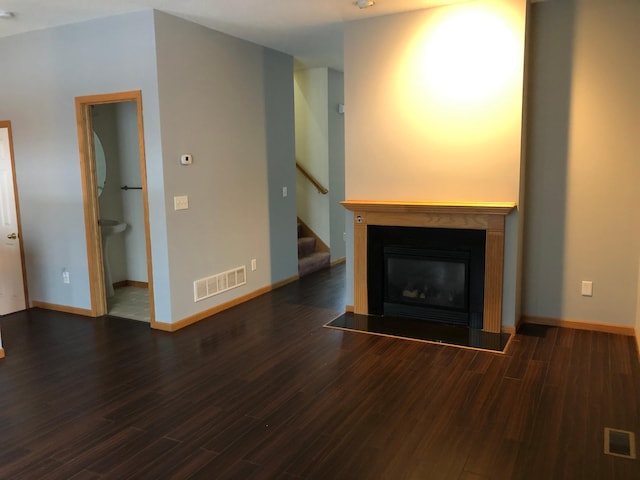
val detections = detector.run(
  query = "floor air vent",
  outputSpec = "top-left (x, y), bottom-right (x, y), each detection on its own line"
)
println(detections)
top-left (194, 266), bottom-right (247, 302)
top-left (604, 427), bottom-right (636, 459)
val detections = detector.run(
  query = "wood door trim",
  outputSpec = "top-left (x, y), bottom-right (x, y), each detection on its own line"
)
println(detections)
top-left (75, 91), bottom-right (154, 322)
top-left (0, 120), bottom-right (29, 309)
top-left (76, 101), bottom-right (104, 316)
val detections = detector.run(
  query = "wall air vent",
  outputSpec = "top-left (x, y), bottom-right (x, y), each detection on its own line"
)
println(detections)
top-left (194, 265), bottom-right (247, 302)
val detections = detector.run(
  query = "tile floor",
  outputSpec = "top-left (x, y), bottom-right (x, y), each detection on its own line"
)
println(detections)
top-left (107, 285), bottom-right (150, 322)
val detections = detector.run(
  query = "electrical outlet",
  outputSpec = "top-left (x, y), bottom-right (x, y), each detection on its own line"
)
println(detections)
top-left (62, 270), bottom-right (70, 284)
top-left (251, 259), bottom-right (257, 271)
top-left (581, 280), bottom-right (593, 297)
top-left (282, 186), bottom-right (288, 198)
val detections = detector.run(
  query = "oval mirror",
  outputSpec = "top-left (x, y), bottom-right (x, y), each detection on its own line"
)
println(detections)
top-left (94, 132), bottom-right (106, 196)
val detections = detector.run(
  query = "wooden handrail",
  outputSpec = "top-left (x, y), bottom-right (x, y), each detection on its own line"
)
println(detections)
top-left (296, 162), bottom-right (328, 195)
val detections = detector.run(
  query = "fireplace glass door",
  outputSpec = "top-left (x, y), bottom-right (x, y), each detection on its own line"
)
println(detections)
top-left (384, 246), bottom-right (470, 325)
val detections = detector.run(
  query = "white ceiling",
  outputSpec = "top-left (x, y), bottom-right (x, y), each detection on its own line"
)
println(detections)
top-left (0, 0), bottom-right (467, 70)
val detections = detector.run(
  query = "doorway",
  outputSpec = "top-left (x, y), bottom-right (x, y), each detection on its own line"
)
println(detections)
top-left (75, 91), bottom-right (155, 323)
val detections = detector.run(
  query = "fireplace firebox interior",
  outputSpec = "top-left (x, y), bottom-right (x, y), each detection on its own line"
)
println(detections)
top-left (368, 226), bottom-right (485, 328)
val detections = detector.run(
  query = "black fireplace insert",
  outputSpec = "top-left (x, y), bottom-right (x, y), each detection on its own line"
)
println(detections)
top-left (368, 226), bottom-right (485, 328)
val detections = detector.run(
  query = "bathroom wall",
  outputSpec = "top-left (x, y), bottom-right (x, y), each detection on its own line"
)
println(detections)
top-left (116, 102), bottom-right (147, 283)
top-left (93, 103), bottom-right (127, 283)
top-left (93, 102), bottom-right (147, 286)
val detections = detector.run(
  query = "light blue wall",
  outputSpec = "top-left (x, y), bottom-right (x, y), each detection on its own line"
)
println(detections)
top-left (264, 51), bottom-right (299, 283)
top-left (153, 12), bottom-right (296, 321)
top-left (0, 11), bottom-right (170, 317)
top-left (0, 9), bottom-right (300, 325)
top-left (328, 69), bottom-right (346, 262)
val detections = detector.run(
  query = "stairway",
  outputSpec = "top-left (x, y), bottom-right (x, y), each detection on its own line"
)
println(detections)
top-left (297, 221), bottom-right (331, 277)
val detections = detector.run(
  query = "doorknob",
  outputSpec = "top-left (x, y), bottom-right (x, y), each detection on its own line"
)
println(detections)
top-left (7, 233), bottom-right (17, 239)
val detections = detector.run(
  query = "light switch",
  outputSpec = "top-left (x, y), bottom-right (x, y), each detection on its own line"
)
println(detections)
top-left (174, 195), bottom-right (189, 210)
top-left (282, 186), bottom-right (288, 198)
top-left (581, 280), bottom-right (593, 297)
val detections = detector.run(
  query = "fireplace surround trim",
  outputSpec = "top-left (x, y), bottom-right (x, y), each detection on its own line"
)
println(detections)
top-left (341, 200), bottom-right (516, 333)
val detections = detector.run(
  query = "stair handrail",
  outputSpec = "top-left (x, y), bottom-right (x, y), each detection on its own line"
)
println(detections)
top-left (296, 161), bottom-right (328, 195)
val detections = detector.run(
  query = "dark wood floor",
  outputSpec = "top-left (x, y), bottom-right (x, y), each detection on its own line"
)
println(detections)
top-left (1, 263), bottom-right (639, 479)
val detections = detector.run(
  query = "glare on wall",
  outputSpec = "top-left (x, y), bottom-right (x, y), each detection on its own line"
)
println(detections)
top-left (395, 2), bottom-right (524, 144)
top-left (418, 7), bottom-right (520, 104)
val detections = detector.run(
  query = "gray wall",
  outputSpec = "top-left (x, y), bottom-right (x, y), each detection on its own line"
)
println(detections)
top-left (523, 0), bottom-right (640, 327)
top-left (327, 69), bottom-right (346, 262)
top-left (0, 11), bottom-right (169, 316)
top-left (264, 51), bottom-right (299, 283)
top-left (0, 9), bottom-right (297, 326)
top-left (153, 12), bottom-right (296, 321)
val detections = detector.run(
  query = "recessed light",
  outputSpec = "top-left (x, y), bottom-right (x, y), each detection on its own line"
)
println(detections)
top-left (0, 11), bottom-right (15, 19)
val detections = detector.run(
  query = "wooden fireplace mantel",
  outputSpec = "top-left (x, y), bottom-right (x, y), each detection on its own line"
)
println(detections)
top-left (341, 200), bottom-right (516, 333)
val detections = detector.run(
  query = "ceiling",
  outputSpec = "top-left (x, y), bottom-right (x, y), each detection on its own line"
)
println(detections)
top-left (0, 0), bottom-right (467, 70)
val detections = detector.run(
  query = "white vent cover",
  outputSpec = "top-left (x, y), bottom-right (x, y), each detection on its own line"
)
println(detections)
top-left (194, 265), bottom-right (247, 302)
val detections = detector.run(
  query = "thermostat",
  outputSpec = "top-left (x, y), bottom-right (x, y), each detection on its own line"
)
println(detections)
top-left (180, 154), bottom-right (193, 165)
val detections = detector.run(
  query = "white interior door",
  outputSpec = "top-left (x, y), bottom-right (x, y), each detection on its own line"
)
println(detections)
top-left (0, 125), bottom-right (26, 315)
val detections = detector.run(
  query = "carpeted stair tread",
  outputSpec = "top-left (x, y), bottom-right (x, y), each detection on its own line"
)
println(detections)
top-left (298, 236), bottom-right (316, 257)
top-left (298, 251), bottom-right (331, 277)
top-left (296, 219), bottom-right (330, 277)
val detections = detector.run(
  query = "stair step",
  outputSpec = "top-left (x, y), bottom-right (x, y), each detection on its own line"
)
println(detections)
top-left (298, 252), bottom-right (331, 277)
top-left (298, 236), bottom-right (316, 258)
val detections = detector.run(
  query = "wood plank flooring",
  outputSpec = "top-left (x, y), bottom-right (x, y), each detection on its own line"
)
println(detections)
top-left (1, 263), bottom-right (639, 479)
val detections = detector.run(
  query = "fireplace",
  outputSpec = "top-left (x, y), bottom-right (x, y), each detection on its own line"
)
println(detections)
top-left (368, 226), bottom-right (485, 328)
top-left (341, 201), bottom-right (516, 333)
